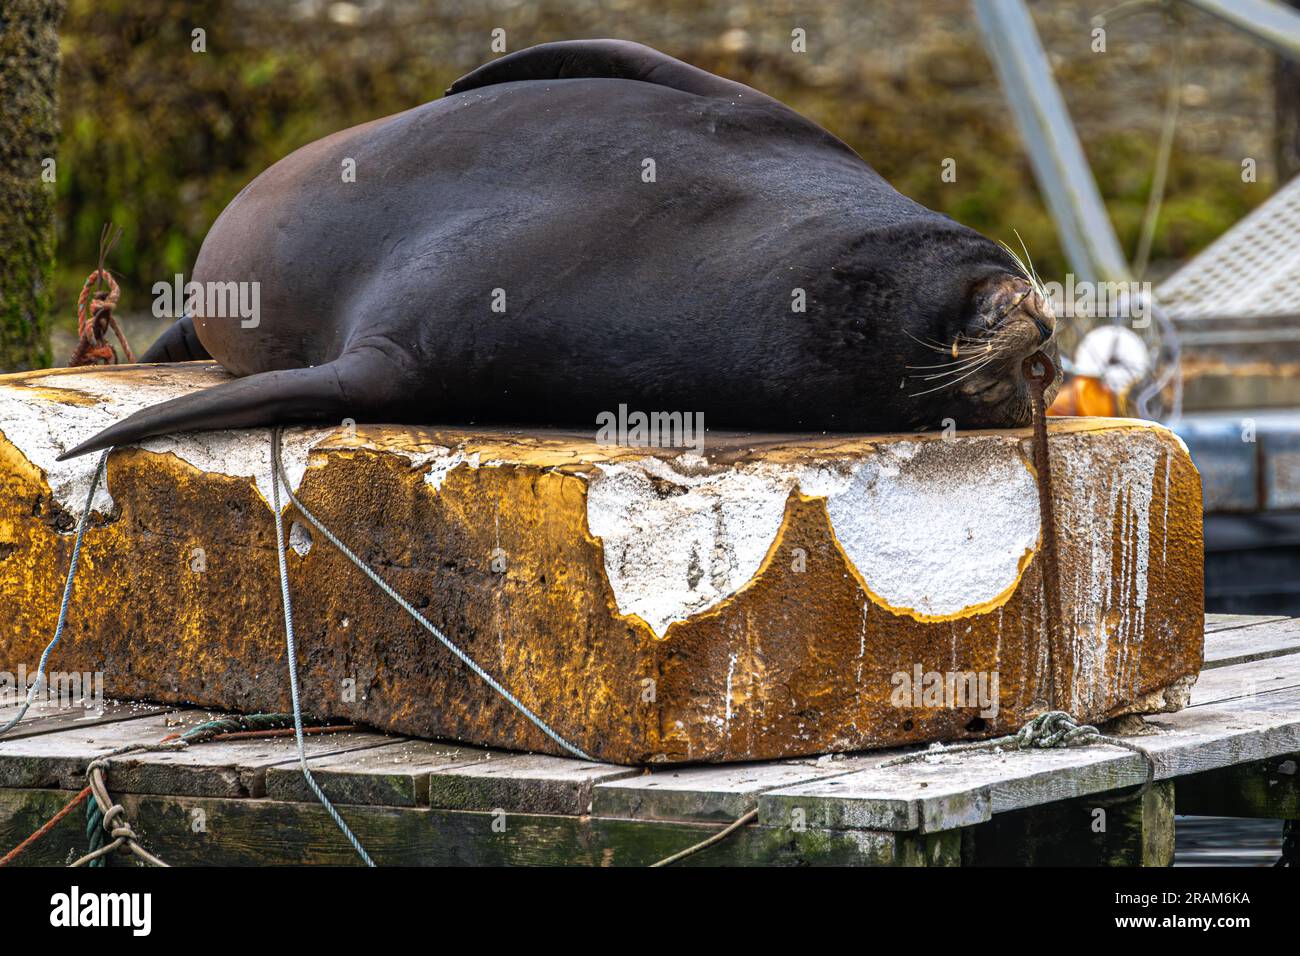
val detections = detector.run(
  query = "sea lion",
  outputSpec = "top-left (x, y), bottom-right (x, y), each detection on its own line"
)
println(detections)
top-left (60, 39), bottom-right (1057, 461)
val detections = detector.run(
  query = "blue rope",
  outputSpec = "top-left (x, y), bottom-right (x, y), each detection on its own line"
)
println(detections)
top-left (269, 429), bottom-right (375, 866)
top-left (0, 449), bottom-right (110, 740)
top-left (269, 428), bottom-right (591, 761)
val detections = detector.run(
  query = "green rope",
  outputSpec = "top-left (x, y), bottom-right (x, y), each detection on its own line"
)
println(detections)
top-left (80, 713), bottom-right (334, 865)
top-left (177, 712), bottom-right (334, 744)
top-left (84, 798), bottom-right (105, 868)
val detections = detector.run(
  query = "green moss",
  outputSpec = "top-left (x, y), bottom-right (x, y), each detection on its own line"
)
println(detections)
top-left (0, 0), bottom-right (64, 371)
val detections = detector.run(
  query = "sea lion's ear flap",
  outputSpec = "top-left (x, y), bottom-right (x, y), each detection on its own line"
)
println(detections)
top-left (446, 39), bottom-right (773, 105)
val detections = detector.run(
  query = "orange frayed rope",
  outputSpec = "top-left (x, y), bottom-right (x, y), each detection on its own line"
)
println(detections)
top-left (69, 223), bottom-right (135, 367)
top-left (0, 786), bottom-right (92, 867)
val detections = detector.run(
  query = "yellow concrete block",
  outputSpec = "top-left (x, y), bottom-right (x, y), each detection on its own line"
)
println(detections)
top-left (0, 364), bottom-right (1203, 763)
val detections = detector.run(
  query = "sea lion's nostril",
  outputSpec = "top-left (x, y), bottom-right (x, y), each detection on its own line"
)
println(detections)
top-left (1033, 317), bottom-right (1053, 342)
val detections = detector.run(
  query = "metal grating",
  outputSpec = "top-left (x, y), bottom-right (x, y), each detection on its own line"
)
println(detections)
top-left (1157, 174), bottom-right (1300, 320)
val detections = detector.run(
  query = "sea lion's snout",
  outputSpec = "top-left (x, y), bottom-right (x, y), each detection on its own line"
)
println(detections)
top-left (1025, 293), bottom-right (1057, 344)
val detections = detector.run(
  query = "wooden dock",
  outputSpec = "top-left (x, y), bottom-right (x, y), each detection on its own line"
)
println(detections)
top-left (1, 614), bottom-right (1297, 866)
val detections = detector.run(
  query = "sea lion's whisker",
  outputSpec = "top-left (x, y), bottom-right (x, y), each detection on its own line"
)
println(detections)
top-left (1011, 230), bottom-right (1053, 305)
top-left (903, 329), bottom-right (997, 360)
top-left (914, 350), bottom-right (1009, 381)
top-left (908, 356), bottom-right (997, 396)
top-left (902, 329), bottom-right (961, 354)
top-left (906, 361), bottom-right (984, 372)
top-left (997, 234), bottom-right (1049, 304)
top-left (908, 353), bottom-right (1001, 379)
top-left (904, 329), bottom-right (994, 353)
top-left (997, 240), bottom-right (1033, 287)
top-left (906, 350), bottom-right (998, 370)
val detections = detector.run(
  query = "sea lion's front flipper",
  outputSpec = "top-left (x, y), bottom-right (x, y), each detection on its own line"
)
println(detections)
top-left (56, 349), bottom-right (398, 461)
top-left (140, 315), bottom-right (211, 363)
top-left (446, 39), bottom-right (776, 105)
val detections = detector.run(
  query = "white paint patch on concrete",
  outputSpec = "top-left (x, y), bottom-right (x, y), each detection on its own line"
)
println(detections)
top-left (1053, 428), bottom-right (1163, 714)
top-left (340, 436), bottom-right (481, 491)
top-left (288, 520), bottom-right (313, 557)
top-left (585, 438), bottom-right (1042, 636)
top-left (812, 439), bottom-right (1040, 618)
top-left (139, 425), bottom-right (328, 513)
top-left (0, 368), bottom-right (484, 524)
top-left (0, 367), bottom-right (319, 518)
top-left (401, 447), bottom-right (482, 491)
top-left (586, 455), bottom-right (799, 636)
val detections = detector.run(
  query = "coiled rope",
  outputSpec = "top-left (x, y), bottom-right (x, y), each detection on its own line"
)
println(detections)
top-left (74, 757), bottom-right (170, 867)
top-left (78, 713), bottom-right (352, 868)
top-left (68, 224), bottom-right (135, 367)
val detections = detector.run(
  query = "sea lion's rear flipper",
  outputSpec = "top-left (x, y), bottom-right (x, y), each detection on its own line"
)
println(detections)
top-left (446, 39), bottom-right (774, 104)
top-left (140, 315), bottom-right (211, 363)
top-left (56, 349), bottom-right (396, 461)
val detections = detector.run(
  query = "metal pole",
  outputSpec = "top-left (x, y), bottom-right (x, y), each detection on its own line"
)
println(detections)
top-left (971, 0), bottom-right (1133, 283)
top-left (1182, 0), bottom-right (1300, 57)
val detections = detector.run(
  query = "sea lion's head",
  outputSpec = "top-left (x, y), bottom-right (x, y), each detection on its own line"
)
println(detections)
top-left (822, 222), bottom-right (1061, 430)
top-left (929, 268), bottom-right (1061, 425)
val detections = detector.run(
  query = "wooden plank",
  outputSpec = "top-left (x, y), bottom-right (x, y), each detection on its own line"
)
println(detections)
top-left (1203, 616), bottom-right (1300, 669)
top-left (1189, 652), bottom-right (1300, 706)
top-left (0, 699), bottom-right (169, 740)
top-left (265, 739), bottom-right (506, 807)
top-left (427, 754), bottom-right (641, 815)
top-left (1140, 694), bottom-right (1300, 779)
top-left (0, 788), bottom-right (918, 867)
top-left (763, 683), bottom-right (1300, 835)
top-left (1203, 614), bottom-right (1290, 634)
top-left (593, 755), bottom-right (884, 822)
top-left (0, 709), bottom-right (393, 797)
top-left (759, 744), bottom-right (1147, 833)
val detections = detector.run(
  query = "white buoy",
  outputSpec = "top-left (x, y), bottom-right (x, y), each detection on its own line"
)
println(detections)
top-left (1073, 325), bottom-right (1151, 394)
